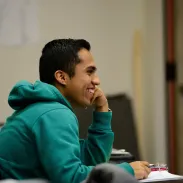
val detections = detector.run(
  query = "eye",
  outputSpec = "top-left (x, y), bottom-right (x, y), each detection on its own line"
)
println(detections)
top-left (87, 69), bottom-right (94, 75)
top-left (86, 66), bottom-right (97, 75)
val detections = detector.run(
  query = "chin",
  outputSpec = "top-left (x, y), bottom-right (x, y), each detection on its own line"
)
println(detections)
top-left (74, 97), bottom-right (92, 108)
top-left (80, 99), bottom-right (92, 107)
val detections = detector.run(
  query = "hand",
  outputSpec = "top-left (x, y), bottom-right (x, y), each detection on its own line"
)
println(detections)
top-left (130, 161), bottom-right (151, 180)
top-left (91, 87), bottom-right (108, 112)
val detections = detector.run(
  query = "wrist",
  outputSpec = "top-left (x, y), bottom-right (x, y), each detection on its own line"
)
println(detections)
top-left (95, 103), bottom-right (109, 112)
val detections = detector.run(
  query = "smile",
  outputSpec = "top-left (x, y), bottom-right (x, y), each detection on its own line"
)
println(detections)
top-left (87, 89), bottom-right (95, 94)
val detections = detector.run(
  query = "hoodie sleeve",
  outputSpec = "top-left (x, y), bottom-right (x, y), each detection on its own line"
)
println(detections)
top-left (79, 111), bottom-right (134, 176)
top-left (79, 111), bottom-right (114, 165)
top-left (32, 108), bottom-right (94, 183)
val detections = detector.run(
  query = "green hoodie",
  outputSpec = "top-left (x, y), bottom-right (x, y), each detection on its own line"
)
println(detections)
top-left (0, 81), bottom-right (134, 183)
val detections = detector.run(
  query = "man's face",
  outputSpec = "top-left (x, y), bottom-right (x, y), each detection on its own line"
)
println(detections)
top-left (65, 48), bottom-right (100, 107)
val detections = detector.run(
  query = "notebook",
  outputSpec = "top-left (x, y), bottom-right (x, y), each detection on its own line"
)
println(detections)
top-left (140, 171), bottom-right (183, 182)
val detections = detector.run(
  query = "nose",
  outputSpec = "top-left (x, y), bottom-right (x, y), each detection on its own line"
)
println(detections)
top-left (92, 74), bottom-right (100, 86)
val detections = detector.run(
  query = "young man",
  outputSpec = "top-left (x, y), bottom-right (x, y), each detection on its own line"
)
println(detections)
top-left (0, 39), bottom-right (150, 183)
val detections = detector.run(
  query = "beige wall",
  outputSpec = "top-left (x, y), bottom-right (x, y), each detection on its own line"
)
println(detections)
top-left (0, 0), bottom-right (167, 164)
top-left (175, 0), bottom-right (183, 174)
top-left (142, 0), bottom-right (167, 164)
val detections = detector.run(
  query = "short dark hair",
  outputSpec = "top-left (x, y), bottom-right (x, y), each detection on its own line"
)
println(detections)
top-left (39, 38), bottom-right (91, 84)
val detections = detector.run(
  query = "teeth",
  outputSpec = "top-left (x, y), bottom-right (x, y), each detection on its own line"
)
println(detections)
top-left (88, 89), bottom-right (94, 94)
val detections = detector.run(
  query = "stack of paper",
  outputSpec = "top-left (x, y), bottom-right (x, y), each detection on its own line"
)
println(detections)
top-left (112, 148), bottom-right (127, 155)
top-left (140, 171), bottom-right (183, 182)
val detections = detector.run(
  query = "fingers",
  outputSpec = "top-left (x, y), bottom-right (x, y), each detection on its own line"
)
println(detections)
top-left (143, 165), bottom-right (151, 178)
top-left (141, 161), bottom-right (149, 166)
top-left (141, 162), bottom-right (151, 178)
top-left (91, 89), bottom-right (99, 104)
top-left (91, 87), bottom-right (102, 104)
top-left (135, 169), bottom-right (147, 180)
top-left (143, 169), bottom-right (149, 179)
top-left (135, 167), bottom-right (149, 180)
top-left (144, 165), bottom-right (151, 174)
top-left (141, 161), bottom-right (151, 175)
top-left (130, 161), bottom-right (151, 180)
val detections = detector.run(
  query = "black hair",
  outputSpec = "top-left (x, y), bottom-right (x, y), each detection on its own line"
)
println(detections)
top-left (39, 38), bottom-right (91, 84)
top-left (86, 167), bottom-right (113, 183)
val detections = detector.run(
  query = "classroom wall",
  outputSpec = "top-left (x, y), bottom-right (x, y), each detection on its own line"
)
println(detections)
top-left (0, 0), bottom-right (166, 164)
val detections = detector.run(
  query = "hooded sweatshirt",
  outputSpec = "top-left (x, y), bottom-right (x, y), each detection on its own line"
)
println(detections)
top-left (0, 81), bottom-right (134, 183)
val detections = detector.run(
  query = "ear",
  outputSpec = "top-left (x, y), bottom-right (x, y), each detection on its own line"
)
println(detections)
top-left (54, 70), bottom-right (69, 86)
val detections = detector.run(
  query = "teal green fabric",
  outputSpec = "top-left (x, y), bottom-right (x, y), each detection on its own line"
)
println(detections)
top-left (0, 80), bottom-right (134, 183)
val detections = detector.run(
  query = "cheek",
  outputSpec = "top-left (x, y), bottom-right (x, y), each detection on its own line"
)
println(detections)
top-left (84, 75), bottom-right (92, 83)
top-left (80, 76), bottom-right (91, 87)
top-left (70, 75), bottom-right (91, 93)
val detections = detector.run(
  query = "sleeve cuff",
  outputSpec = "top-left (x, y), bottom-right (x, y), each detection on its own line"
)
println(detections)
top-left (117, 162), bottom-right (135, 176)
top-left (90, 111), bottom-right (112, 130)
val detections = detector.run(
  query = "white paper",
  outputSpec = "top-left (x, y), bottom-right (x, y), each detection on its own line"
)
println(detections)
top-left (140, 171), bottom-right (183, 182)
top-left (0, 0), bottom-right (39, 46)
top-left (112, 148), bottom-right (129, 155)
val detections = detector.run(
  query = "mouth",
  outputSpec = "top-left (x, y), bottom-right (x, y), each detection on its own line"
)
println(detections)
top-left (84, 88), bottom-right (95, 105)
top-left (87, 88), bottom-right (95, 94)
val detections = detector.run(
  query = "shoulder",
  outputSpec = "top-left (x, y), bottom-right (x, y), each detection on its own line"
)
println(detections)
top-left (31, 103), bottom-right (78, 130)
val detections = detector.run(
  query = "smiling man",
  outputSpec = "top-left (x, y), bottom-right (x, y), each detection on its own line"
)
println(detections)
top-left (0, 39), bottom-right (150, 183)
